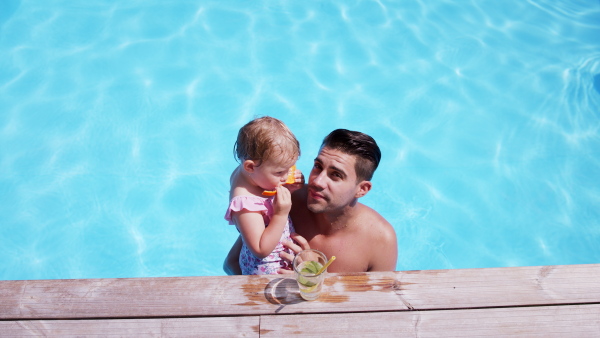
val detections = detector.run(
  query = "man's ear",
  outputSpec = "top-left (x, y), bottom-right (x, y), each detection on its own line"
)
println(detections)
top-left (355, 180), bottom-right (372, 198)
top-left (243, 160), bottom-right (257, 174)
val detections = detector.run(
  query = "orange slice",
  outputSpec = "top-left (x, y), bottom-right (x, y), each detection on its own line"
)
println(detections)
top-left (285, 165), bottom-right (297, 184)
top-left (262, 165), bottom-right (296, 196)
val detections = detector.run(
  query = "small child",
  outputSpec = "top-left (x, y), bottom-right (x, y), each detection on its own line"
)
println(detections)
top-left (224, 116), bottom-right (300, 275)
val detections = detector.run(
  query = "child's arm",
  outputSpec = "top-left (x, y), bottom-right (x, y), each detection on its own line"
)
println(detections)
top-left (232, 186), bottom-right (292, 259)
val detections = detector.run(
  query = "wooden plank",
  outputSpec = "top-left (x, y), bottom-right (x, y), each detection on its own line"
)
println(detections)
top-left (0, 276), bottom-right (274, 319)
top-left (0, 273), bottom-right (408, 319)
top-left (396, 264), bottom-right (600, 310)
top-left (0, 316), bottom-right (259, 337)
top-left (260, 304), bottom-right (600, 337)
top-left (1, 264), bottom-right (598, 320)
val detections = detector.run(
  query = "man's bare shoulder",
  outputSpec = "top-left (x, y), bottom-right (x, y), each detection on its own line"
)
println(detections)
top-left (356, 203), bottom-right (398, 271)
top-left (357, 203), bottom-right (395, 235)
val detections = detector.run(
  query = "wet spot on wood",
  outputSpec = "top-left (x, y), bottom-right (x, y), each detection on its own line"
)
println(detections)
top-left (240, 276), bottom-right (270, 305)
top-left (320, 293), bottom-right (350, 303)
top-left (339, 275), bottom-right (397, 293)
top-left (236, 301), bottom-right (260, 306)
top-left (539, 266), bottom-right (555, 278)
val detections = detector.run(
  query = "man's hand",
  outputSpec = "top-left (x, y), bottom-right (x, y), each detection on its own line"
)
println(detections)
top-left (284, 168), bottom-right (305, 194)
top-left (278, 232), bottom-right (311, 274)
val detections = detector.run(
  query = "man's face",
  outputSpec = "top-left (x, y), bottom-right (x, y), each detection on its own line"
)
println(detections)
top-left (306, 147), bottom-right (362, 214)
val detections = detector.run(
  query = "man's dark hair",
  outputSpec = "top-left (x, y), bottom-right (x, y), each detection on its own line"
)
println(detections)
top-left (320, 129), bottom-right (381, 182)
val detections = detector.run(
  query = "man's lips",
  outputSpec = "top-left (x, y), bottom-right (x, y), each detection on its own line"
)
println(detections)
top-left (308, 187), bottom-right (325, 200)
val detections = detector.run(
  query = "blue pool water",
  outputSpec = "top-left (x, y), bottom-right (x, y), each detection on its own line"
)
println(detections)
top-left (1, 1), bottom-right (599, 280)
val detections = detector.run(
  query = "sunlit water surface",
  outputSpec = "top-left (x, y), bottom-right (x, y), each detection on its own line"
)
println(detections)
top-left (1, 0), bottom-right (599, 280)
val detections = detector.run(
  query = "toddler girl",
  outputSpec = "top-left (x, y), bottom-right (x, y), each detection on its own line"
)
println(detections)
top-left (225, 116), bottom-right (300, 275)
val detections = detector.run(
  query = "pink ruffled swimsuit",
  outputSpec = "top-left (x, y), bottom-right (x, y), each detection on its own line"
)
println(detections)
top-left (224, 195), bottom-right (295, 275)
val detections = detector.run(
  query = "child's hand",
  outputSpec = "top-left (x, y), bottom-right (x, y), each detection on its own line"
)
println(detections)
top-left (272, 184), bottom-right (292, 216)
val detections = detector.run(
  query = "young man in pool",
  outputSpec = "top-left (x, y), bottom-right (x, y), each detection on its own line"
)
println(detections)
top-left (224, 129), bottom-right (398, 274)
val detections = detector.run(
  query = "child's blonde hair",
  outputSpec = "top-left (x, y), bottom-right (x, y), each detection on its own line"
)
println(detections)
top-left (234, 116), bottom-right (300, 165)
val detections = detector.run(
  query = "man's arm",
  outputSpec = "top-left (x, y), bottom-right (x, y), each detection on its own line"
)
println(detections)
top-left (223, 235), bottom-right (243, 275)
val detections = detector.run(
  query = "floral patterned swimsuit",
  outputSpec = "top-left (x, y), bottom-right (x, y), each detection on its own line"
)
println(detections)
top-left (225, 195), bottom-right (295, 275)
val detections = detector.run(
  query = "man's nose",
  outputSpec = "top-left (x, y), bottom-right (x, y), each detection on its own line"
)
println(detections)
top-left (312, 171), bottom-right (327, 188)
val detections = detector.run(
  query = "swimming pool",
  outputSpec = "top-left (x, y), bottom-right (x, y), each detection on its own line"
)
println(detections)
top-left (1, 0), bottom-right (599, 280)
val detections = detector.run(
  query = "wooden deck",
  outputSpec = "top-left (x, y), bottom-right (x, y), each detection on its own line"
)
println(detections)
top-left (1, 264), bottom-right (599, 337)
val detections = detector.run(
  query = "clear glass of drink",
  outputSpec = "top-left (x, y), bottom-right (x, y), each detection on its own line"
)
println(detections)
top-left (293, 249), bottom-right (327, 301)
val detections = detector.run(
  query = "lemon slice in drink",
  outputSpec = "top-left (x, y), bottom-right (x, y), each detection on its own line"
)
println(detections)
top-left (302, 283), bottom-right (318, 293)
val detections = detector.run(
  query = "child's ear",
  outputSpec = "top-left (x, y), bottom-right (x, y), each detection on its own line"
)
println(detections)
top-left (243, 160), bottom-right (256, 173)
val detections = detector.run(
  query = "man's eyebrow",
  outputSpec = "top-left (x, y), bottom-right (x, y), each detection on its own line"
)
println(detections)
top-left (314, 157), bottom-right (347, 177)
top-left (330, 165), bottom-right (347, 178)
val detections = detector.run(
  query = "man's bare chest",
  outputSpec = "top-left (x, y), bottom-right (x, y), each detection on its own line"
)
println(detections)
top-left (306, 234), bottom-right (370, 273)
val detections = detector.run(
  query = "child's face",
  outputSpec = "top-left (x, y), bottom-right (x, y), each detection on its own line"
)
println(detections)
top-left (252, 157), bottom-right (296, 191)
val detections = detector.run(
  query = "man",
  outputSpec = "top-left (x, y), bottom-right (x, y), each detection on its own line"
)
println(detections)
top-left (224, 129), bottom-right (397, 274)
